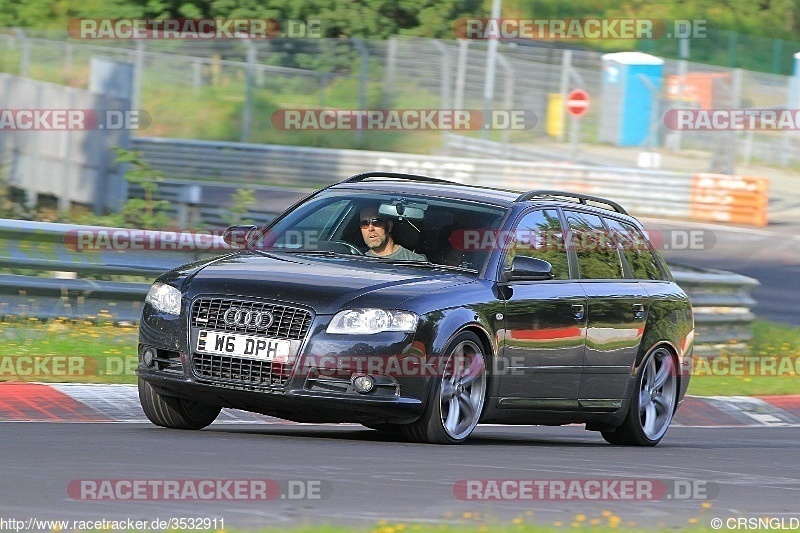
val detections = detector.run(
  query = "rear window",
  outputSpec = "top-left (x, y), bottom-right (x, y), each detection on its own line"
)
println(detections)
top-left (604, 218), bottom-right (665, 280)
top-left (564, 210), bottom-right (625, 280)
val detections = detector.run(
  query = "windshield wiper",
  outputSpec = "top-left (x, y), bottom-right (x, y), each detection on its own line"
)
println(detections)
top-left (371, 259), bottom-right (476, 273)
top-left (275, 249), bottom-right (342, 256)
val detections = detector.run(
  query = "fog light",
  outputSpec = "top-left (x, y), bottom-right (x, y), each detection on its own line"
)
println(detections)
top-left (352, 375), bottom-right (375, 394)
top-left (142, 348), bottom-right (156, 367)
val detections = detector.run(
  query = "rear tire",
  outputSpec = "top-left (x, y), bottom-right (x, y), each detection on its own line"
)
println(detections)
top-left (401, 332), bottom-right (487, 444)
top-left (601, 347), bottom-right (678, 446)
top-left (138, 378), bottom-right (221, 430)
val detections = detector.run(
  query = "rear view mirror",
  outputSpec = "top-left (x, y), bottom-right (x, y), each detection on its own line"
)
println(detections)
top-left (379, 202), bottom-right (426, 220)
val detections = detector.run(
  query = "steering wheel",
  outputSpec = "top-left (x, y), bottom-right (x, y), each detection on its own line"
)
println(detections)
top-left (318, 240), bottom-right (365, 255)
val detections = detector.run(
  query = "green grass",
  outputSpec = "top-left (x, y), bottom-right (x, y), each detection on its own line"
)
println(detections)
top-left (0, 316), bottom-right (138, 383)
top-left (686, 320), bottom-right (800, 397)
top-left (1, 317), bottom-right (798, 397)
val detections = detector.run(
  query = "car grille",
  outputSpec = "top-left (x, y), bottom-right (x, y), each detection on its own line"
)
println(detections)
top-left (192, 353), bottom-right (290, 388)
top-left (191, 297), bottom-right (312, 339)
top-left (190, 297), bottom-right (312, 389)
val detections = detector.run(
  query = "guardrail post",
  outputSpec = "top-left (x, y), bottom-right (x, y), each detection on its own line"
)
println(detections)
top-left (177, 184), bottom-right (202, 229)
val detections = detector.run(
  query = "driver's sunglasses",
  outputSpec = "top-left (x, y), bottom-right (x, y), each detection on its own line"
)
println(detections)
top-left (360, 217), bottom-right (386, 229)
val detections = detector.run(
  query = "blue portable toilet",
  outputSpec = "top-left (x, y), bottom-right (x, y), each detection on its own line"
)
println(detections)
top-left (599, 52), bottom-right (664, 146)
top-left (790, 51), bottom-right (800, 107)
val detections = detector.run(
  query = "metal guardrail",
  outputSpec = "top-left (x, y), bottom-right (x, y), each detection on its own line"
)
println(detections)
top-left (132, 136), bottom-right (769, 227)
top-left (0, 220), bottom-right (759, 353)
top-left (669, 264), bottom-right (759, 355)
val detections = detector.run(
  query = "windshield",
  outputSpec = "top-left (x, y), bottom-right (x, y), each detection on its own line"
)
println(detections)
top-left (250, 189), bottom-right (506, 272)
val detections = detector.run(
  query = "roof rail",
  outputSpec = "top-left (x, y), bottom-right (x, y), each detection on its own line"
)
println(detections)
top-left (342, 171), bottom-right (455, 185)
top-left (515, 190), bottom-right (628, 215)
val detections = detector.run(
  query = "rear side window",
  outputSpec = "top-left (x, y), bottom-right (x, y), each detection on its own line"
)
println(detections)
top-left (564, 210), bottom-right (625, 280)
top-left (505, 209), bottom-right (569, 280)
top-left (604, 218), bottom-right (665, 280)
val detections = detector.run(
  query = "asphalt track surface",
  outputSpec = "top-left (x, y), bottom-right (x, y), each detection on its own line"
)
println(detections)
top-left (643, 217), bottom-right (800, 326)
top-left (1, 422), bottom-right (799, 529)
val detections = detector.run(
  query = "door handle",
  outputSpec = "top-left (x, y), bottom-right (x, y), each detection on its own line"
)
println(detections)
top-left (571, 304), bottom-right (585, 321)
top-left (632, 303), bottom-right (645, 320)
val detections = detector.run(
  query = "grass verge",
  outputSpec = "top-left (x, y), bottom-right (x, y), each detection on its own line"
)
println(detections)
top-left (0, 316), bottom-right (138, 384)
top-left (687, 320), bottom-right (800, 397)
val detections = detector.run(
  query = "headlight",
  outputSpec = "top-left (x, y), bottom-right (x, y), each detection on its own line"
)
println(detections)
top-left (326, 309), bottom-right (417, 334)
top-left (145, 282), bottom-right (182, 316)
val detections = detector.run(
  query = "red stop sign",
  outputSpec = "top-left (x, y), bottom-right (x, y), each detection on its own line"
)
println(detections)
top-left (566, 89), bottom-right (590, 117)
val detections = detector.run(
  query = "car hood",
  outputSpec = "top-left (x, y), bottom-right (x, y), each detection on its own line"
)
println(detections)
top-left (179, 251), bottom-right (475, 314)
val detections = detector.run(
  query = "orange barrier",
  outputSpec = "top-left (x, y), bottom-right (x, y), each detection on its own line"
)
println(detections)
top-left (689, 173), bottom-right (769, 226)
top-left (666, 72), bottom-right (731, 110)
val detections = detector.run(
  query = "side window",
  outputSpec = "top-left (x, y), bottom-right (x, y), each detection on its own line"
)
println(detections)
top-left (604, 218), bottom-right (665, 280)
top-left (504, 209), bottom-right (569, 280)
top-left (272, 199), bottom-right (350, 248)
top-left (564, 210), bottom-right (625, 280)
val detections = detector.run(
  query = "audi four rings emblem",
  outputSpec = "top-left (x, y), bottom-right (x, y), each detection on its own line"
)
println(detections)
top-left (223, 308), bottom-right (274, 329)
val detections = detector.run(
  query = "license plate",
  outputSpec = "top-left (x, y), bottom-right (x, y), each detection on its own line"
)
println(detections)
top-left (196, 330), bottom-right (290, 362)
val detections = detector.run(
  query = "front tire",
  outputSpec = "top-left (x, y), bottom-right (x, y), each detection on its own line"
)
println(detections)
top-left (138, 378), bottom-right (221, 430)
top-left (602, 346), bottom-right (678, 446)
top-left (401, 332), bottom-right (487, 444)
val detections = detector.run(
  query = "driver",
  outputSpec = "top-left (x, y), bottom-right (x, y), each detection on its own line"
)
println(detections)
top-left (359, 206), bottom-right (427, 261)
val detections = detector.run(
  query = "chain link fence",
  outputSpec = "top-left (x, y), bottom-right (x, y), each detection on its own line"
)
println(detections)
top-left (1, 30), bottom-right (799, 172)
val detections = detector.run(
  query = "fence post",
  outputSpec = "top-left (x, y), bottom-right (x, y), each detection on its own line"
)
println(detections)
top-left (352, 38), bottom-right (369, 146)
top-left (192, 58), bottom-right (201, 94)
top-left (242, 39), bottom-right (256, 143)
top-left (481, 0), bottom-right (501, 140)
top-left (558, 49), bottom-right (572, 142)
top-left (454, 39), bottom-right (468, 110)
top-left (58, 88), bottom-right (75, 212)
top-left (431, 40), bottom-right (452, 109)
top-left (496, 53), bottom-right (514, 151)
top-left (132, 41), bottom-right (144, 112)
top-left (383, 37), bottom-right (397, 108)
top-left (65, 43), bottom-right (73, 83)
top-left (13, 28), bottom-right (28, 77)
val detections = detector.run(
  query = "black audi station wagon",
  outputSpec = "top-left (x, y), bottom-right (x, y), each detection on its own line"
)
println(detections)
top-left (137, 172), bottom-right (694, 445)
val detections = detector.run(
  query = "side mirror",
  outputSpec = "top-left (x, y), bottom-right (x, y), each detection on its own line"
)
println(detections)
top-left (505, 256), bottom-right (554, 282)
top-left (222, 225), bottom-right (258, 248)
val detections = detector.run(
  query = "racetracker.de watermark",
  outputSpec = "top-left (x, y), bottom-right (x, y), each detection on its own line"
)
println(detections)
top-left (453, 479), bottom-right (718, 500)
top-left (693, 356), bottom-right (800, 377)
top-left (271, 109), bottom-right (537, 131)
top-left (453, 18), bottom-right (707, 40)
top-left (0, 109), bottom-right (149, 131)
top-left (63, 227), bottom-right (716, 253)
top-left (68, 18), bottom-right (322, 39)
top-left (448, 228), bottom-right (716, 252)
top-left (303, 353), bottom-right (526, 378)
top-left (0, 356), bottom-right (138, 378)
top-left (665, 108), bottom-right (800, 131)
top-left (64, 229), bottom-right (234, 252)
top-left (67, 479), bottom-right (332, 500)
